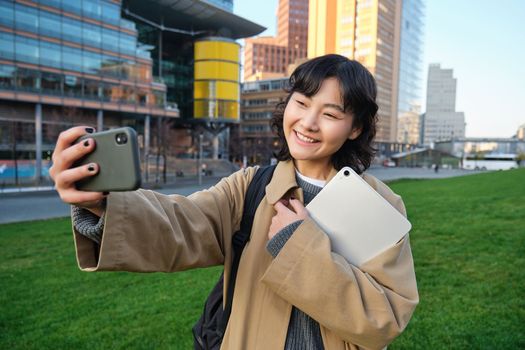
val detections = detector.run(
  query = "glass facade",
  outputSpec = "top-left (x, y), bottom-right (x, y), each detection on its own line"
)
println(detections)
top-left (0, 1), bottom-right (147, 58)
top-left (397, 0), bottom-right (425, 118)
top-left (0, 0), bottom-right (172, 185)
top-left (134, 21), bottom-right (193, 119)
top-left (0, 0), bottom-right (167, 108)
top-left (0, 63), bottom-right (165, 106)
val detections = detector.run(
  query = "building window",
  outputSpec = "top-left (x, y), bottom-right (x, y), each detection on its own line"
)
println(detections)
top-left (16, 68), bottom-right (40, 93)
top-left (15, 36), bottom-right (39, 65)
top-left (102, 29), bottom-right (119, 53)
top-left (61, 0), bottom-right (82, 15)
top-left (0, 32), bottom-right (14, 60)
top-left (0, 65), bottom-right (16, 89)
top-left (102, 2), bottom-right (120, 24)
top-left (83, 50), bottom-right (102, 75)
top-left (62, 18), bottom-right (82, 44)
top-left (62, 46), bottom-right (83, 72)
top-left (0, 2), bottom-right (14, 27)
top-left (84, 79), bottom-right (101, 100)
top-left (39, 11), bottom-right (62, 39)
top-left (83, 0), bottom-right (102, 21)
top-left (41, 72), bottom-right (62, 95)
top-left (40, 41), bottom-right (62, 69)
top-left (63, 75), bottom-right (83, 98)
top-left (15, 4), bottom-right (38, 33)
top-left (119, 33), bottom-right (136, 56)
top-left (82, 22), bottom-right (102, 48)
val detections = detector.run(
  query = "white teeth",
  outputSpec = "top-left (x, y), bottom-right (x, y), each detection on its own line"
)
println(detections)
top-left (296, 131), bottom-right (316, 143)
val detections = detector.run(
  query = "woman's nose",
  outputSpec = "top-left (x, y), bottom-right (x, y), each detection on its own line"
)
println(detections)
top-left (300, 110), bottom-right (319, 131)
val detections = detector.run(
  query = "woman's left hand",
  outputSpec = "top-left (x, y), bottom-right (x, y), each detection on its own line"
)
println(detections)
top-left (268, 198), bottom-right (309, 240)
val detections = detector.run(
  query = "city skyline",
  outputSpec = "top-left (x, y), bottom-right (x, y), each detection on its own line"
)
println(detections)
top-left (235, 0), bottom-right (525, 138)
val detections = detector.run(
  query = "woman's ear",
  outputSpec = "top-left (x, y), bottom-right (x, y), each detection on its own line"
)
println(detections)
top-left (348, 127), bottom-right (362, 140)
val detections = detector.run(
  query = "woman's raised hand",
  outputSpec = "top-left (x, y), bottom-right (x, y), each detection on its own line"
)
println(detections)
top-left (49, 126), bottom-right (106, 216)
top-left (268, 198), bottom-right (309, 240)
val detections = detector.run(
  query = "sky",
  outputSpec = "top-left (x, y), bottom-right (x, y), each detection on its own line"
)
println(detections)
top-left (234, 0), bottom-right (525, 138)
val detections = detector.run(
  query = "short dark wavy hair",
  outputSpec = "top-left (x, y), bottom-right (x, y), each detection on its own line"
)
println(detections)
top-left (270, 54), bottom-right (378, 174)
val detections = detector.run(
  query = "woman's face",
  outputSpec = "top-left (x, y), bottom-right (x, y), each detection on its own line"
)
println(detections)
top-left (283, 77), bottom-right (361, 177)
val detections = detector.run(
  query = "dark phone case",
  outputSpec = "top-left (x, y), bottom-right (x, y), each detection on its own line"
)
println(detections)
top-left (74, 127), bottom-right (141, 192)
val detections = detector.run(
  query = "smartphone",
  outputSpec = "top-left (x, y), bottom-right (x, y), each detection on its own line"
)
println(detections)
top-left (74, 127), bottom-right (141, 192)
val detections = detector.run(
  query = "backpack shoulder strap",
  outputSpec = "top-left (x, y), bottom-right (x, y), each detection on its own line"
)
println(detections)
top-left (232, 164), bottom-right (277, 249)
top-left (219, 164), bottom-right (276, 334)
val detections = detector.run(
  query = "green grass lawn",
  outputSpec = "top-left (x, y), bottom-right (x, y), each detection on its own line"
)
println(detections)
top-left (1, 169), bottom-right (524, 349)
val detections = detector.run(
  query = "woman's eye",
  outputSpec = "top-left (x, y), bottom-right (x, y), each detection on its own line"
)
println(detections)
top-left (295, 99), bottom-right (306, 106)
top-left (324, 113), bottom-right (337, 119)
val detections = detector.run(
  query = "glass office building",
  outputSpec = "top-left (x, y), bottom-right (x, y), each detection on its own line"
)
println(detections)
top-left (396, 0), bottom-right (425, 142)
top-left (0, 0), bottom-right (263, 185)
top-left (0, 0), bottom-right (174, 111)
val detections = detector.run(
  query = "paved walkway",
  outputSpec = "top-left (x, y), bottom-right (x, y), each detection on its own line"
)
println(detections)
top-left (0, 167), bottom-right (483, 224)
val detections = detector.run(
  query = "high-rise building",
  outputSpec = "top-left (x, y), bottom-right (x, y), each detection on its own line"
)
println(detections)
top-left (422, 64), bottom-right (465, 145)
top-left (308, 0), bottom-right (403, 142)
top-left (243, 0), bottom-right (309, 81)
top-left (396, 0), bottom-right (424, 144)
top-left (0, 0), bottom-right (264, 185)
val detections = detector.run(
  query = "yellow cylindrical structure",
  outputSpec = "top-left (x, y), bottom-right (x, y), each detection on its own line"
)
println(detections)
top-left (194, 37), bottom-right (240, 121)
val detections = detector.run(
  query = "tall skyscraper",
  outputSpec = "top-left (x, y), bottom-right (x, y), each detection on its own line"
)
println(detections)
top-left (396, 0), bottom-right (424, 144)
top-left (243, 0), bottom-right (309, 81)
top-left (422, 64), bottom-right (465, 145)
top-left (308, 0), bottom-right (403, 142)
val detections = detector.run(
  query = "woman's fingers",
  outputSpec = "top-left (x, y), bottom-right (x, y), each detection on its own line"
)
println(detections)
top-left (53, 126), bottom-right (95, 158)
top-left (50, 126), bottom-right (106, 211)
top-left (54, 163), bottom-right (105, 205)
top-left (57, 137), bottom-right (96, 169)
top-left (273, 200), bottom-right (289, 213)
top-left (50, 126), bottom-right (96, 180)
top-left (55, 163), bottom-right (99, 188)
top-left (59, 189), bottom-right (106, 207)
top-left (269, 198), bottom-right (308, 240)
top-left (289, 198), bottom-right (308, 218)
top-left (274, 199), bottom-right (308, 218)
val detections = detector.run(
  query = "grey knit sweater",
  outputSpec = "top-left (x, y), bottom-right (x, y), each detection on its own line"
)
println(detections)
top-left (73, 175), bottom-right (325, 349)
top-left (266, 175), bottom-right (325, 350)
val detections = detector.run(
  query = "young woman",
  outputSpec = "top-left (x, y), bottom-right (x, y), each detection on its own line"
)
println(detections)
top-left (50, 54), bottom-right (418, 349)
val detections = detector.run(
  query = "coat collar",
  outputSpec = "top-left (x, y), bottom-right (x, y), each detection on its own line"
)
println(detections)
top-left (265, 160), bottom-right (339, 205)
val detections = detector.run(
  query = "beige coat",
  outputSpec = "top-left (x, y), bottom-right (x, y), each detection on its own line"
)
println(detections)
top-left (73, 160), bottom-right (419, 350)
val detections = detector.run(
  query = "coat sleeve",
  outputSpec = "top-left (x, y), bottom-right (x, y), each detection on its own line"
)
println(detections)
top-left (260, 184), bottom-right (419, 350)
top-left (73, 167), bottom-right (257, 272)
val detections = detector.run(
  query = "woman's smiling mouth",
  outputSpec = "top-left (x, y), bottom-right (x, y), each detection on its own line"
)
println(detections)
top-left (294, 130), bottom-right (319, 144)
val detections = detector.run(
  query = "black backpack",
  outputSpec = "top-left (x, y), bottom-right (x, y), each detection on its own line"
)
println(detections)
top-left (192, 165), bottom-right (276, 350)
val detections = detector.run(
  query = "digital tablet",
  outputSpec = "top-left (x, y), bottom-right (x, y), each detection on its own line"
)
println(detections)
top-left (306, 166), bottom-right (411, 266)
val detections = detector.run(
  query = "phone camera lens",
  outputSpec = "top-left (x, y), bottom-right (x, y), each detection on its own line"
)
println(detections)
top-left (116, 133), bottom-right (128, 144)
top-left (343, 170), bottom-right (350, 176)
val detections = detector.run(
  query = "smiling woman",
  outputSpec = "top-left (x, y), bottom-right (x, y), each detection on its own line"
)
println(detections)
top-left (50, 54), bottom-right (418, 350)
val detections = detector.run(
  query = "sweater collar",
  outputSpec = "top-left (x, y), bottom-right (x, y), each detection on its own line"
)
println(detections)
top-left (265, 160), bottom-right (338, 205)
